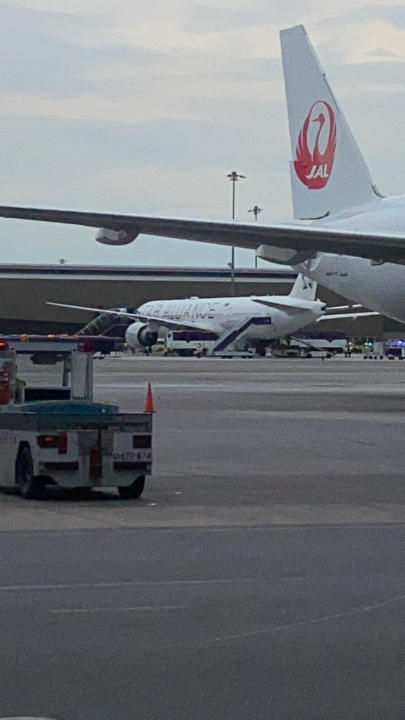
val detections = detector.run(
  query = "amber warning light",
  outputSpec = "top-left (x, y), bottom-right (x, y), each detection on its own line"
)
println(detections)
top-left (37, 432), bottom-right (68, 454)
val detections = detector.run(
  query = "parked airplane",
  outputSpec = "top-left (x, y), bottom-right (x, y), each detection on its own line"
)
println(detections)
top-left (1, 25), bottom-right (405, 323)
top-left (49, 274), bottom-right (376, 354)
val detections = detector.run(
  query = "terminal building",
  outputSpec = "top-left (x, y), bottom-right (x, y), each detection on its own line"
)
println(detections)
top-left (0, 263), bottom-right (393, 338)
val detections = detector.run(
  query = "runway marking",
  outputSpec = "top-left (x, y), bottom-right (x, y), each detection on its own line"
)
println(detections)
top-left (52, 604), bottom-right (188, 614)
top-left (211, 592), bottom-right (405, 644)
top-left (96, 382), bottom-right (405, 395)
top-left (336, 437), bottom-right (376, 446)
top-left (0, 577), bottom-right (258, 593)
top-left (1, 521), bottom-right (405, 538)
top-left (218, 410), bottom-right (405, 423)
top-left (97, 383), bottom-right (216, 389)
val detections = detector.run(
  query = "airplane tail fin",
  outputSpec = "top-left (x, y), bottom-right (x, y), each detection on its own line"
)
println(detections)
top-left (280, 24), bottom-right (382, 220)
top-left (289, 273), bottom-right (317, 300)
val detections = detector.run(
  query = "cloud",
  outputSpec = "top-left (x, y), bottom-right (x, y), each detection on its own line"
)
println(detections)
top-left (0, 105), bottom-right (288, 207)
top-left (229, 57), bottom-right (281, 79)
top-left (0, 2), bottom-right (168, 98)
top-left (367, 47), bottom-right (401, 58)
top-left (322, 3), bottom-right (405, 30)
top-left (362, 4), bottom-right (405, 29)
top-left (340, 59), bottom-right (405, 87)
top-left (183, 4), bottom-right (267, 33)
top-left (0, 114), bottom-right (270, 172)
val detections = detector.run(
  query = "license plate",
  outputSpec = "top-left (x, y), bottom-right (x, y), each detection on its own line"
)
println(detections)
top-left (113, 450), bottom-right (152, 462)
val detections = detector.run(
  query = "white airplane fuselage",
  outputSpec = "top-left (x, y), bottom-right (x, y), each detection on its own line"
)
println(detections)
top-left (125, 295), bottom-right (323, 349)
top-left (296, 195), bottom-right (405, 323)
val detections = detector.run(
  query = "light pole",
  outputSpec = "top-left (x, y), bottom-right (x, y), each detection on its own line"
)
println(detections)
top-left (248, 205), bottom-right (262, 221)
top-left (248, 205), bottom-right (263, 268)
top-left (227, 170), bottom-right (246, 296)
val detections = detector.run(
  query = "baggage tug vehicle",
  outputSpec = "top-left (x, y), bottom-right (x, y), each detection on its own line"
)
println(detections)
top-left (0, 336), bottom-right (153, 499)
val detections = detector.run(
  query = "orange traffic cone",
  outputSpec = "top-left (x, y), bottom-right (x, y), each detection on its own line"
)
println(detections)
top-left (144, 382), bottom-right (155, 413)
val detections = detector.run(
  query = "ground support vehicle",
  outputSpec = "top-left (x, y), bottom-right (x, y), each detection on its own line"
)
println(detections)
top-left (164, 330), bottom-right (259, 357)
top-left (385, 339), bottom-right (405, 359)
top-left (272, 332), bottom-right (347, 359)
top-left (271, 342), bottom-right (330, 359)
top-left (0, 336), bottom-right (152, 499)
top-left (165, 330), bottom-right (216, 356)
top-left (363, 340), bottom-right (385, 359)
top-left (271, 344), bottom-right (309, 358)
top-left (215, 349), bottom-right (258, 358)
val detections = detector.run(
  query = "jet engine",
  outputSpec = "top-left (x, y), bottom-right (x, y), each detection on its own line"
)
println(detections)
top-left (125, 322), bottom-right (158, 350)
top-left (96, 228), bottom-right (138, 246)
top-left (256, 244), bottom-right (314, 265)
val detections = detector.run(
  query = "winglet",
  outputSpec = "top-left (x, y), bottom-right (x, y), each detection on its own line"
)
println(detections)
top-left (289, 272), bottom-right (317, 300)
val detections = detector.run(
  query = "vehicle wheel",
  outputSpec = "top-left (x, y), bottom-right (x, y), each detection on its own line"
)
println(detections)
top-left (16, 446), bottom-right (42, 499)
top-left (118, 476), bottom-right (145, 499)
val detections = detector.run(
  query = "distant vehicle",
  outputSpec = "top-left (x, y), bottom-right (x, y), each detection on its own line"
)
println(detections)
top-left (293, 331), bottom-right (347, 355)
top-left (272, 331), bottom-right (347, 358)
top-left (363, 339), bottom-right (385, 359)
top-left (165, 330), bottom-right (217, 356)
top-left (384, 339), bottom-right (405, 359)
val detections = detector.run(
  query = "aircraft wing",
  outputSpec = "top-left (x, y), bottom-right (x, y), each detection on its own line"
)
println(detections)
top-left (47, 302), bottom-right (218, 334)
top-left (252, 298), bottom-right (316, 313)
top-left (2, 205), bottom-right (405, 263)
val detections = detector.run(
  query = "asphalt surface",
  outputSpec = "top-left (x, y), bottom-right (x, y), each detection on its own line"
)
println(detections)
top-left (1, 356), bottom-right (405, 719)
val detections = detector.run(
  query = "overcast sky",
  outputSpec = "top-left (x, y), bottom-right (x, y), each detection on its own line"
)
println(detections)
top-left (0, 0), bottom-right (404, 266)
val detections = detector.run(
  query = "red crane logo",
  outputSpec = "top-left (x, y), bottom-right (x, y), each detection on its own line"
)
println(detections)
top-left (294, 100), bottom-right (337, 189)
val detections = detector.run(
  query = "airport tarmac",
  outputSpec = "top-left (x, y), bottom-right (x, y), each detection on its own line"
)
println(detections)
top-left (1, 356), bottom-right (405, 719)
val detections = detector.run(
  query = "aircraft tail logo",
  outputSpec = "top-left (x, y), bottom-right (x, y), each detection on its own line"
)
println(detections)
top-left (294, 100), bottom-right (336, 189)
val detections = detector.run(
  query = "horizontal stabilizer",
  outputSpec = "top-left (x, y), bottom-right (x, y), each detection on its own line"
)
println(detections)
top-left (318, 311), bottom-right (379, 321)
top-left (326, 304), bottom-right (363, 311)
top-left (253, 297), bottom-right (318, 313)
